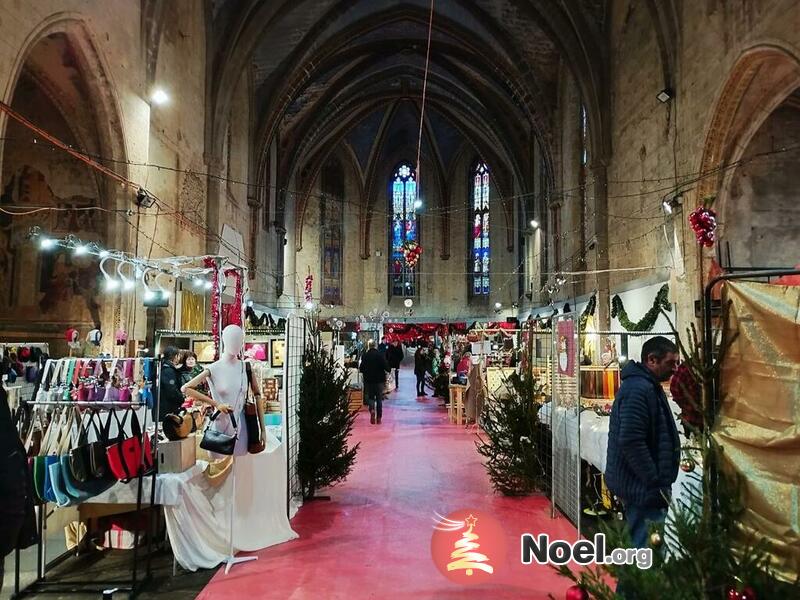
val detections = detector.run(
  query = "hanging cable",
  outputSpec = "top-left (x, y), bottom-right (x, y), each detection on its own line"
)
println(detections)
top-left (415, 0), bottom-right (435, 192)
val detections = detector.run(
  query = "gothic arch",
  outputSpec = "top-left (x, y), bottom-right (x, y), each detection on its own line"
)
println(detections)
top-left (1, 14), bottom-right (129, 242)
top-left (696, 44), bottom-right (800, 232)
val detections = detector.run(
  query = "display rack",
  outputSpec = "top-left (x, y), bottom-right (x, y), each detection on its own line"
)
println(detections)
top-left (11, 357), bottom-right (161, 599)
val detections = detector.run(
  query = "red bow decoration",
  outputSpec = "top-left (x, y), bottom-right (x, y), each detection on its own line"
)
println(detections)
top-left (689, 206), bottom-right (717, 247)
top-left (403, 242), bottom-right (423, 268)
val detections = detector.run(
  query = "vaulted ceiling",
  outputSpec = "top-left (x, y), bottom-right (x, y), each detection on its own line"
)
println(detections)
top-left (196, 0), bottom-right (623, 261)
top-left (208, 0), bottom-right (612, 198)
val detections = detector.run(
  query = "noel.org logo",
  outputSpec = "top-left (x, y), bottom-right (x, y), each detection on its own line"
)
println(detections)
top-left (430, 509), bottom-right (507, 585)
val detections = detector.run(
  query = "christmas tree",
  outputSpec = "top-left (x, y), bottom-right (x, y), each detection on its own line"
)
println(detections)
top-left (476, 369), bottom-right (548, 495)
top-left (297, 339), bottom-right (359, 500)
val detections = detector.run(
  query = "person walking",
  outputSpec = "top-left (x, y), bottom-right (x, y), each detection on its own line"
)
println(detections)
top-left (387, 340), bottom-right (404, 388)
top-left (605, 336), bottom-right (680, 553)
top-left (414, 346), bottom-right (428, 397)
top-left (359, 340), bottom-right (391, 424)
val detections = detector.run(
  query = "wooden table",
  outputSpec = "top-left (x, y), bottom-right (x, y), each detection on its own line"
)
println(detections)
top-left (448, 384), bottom-right (468, 425)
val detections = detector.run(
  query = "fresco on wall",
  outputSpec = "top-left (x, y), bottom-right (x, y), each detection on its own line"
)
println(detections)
top-left (0, 166), bottom-right (103, 325)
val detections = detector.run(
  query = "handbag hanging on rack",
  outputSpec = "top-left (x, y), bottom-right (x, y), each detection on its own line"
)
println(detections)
top-left (200, 410), bottom-right (238, 456)
top-left (244, 363), bottom-right (265, 454)
top-left (106, 408), bottom-right (154, 482)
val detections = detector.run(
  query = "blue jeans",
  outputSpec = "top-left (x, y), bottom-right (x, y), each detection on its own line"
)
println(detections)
top-left (624, 504), bottom-right (667, 548)
top-left (616, 504), bottom-right (667, 598)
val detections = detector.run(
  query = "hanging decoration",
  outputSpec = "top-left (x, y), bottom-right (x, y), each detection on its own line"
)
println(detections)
top-left (204, 256), bottom-right (222, 359)
top-left (403, 241), bottom-right (423, 268)
top-left (304, 272), bottom-right (314, 304)
top-left (726, 586), bottom-right (757, 600)
top-left (689, 206), bottom-right (717, 247)
top-left (610, 284), bottom-right (671, 332)
top-left (579, 294), bottom-right (597, 331)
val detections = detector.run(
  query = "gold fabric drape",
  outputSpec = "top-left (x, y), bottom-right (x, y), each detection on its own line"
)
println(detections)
top-left (715, 281), bottom-right (800, 581)
top-left (181, 291), bottom-right (206, 331)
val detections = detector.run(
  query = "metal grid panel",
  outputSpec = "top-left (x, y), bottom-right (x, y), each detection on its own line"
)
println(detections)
top-left (284, 317), bottom-right (307, 511)
top-left (524, 324), bottom-right (553, 498)
top-left (551, 313), bottom-right (582, 533)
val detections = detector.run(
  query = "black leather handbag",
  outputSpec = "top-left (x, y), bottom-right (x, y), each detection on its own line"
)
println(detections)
top-left (200, 411), bottom-right (237, 456)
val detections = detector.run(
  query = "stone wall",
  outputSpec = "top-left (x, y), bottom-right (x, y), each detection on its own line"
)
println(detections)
top-left (0, 1), bottom-right (251, 354)
top-left (543, 0), bottom-right (800, 332)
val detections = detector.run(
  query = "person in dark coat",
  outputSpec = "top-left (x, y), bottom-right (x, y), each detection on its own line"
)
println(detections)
top-left (605, 336), bottom-right (680, 553)
top-left (360, 340), bottom-right (391, 424)
top-left (1, 362), bottom-right (37, 592)
top-left (386, 340), bottom-right (404, 388)
top-left (414, 346), bottom-right (429, 397)
top-left (157, 346), bottom-right (185, 421)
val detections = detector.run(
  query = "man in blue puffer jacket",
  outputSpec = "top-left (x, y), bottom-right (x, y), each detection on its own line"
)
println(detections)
top-left (606, 336), bottom-right (680, 550)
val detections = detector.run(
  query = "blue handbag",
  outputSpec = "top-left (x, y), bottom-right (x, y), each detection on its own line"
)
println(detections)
top-left (48, 460), bottom-right (73, 507)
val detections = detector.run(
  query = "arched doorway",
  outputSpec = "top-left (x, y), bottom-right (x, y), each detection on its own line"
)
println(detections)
top-left (697, 45), bottom-right (800, 270)
top-left (0, 24), bottom-right (127, 352)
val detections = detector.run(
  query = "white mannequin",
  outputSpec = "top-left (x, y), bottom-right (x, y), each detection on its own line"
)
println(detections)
top-left (181, 324), bottom-right (265, 450)
top-left (180, 324), bottom-right (263, 573)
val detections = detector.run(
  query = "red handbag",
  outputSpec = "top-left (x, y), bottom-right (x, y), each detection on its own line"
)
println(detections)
top-left (106, 409), bottom-right (154, 482)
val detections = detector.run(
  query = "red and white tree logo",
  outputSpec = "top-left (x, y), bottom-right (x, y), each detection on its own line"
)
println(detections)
top-left (430, 509), bottom-right (507, 585)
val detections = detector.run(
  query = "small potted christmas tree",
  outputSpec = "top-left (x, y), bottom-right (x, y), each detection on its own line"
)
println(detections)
top-left (297, 339), bottom-right (360, 500)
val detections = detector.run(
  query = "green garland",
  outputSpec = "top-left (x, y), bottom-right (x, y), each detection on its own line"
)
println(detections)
top-left (610, 283), bottom-right (671, 332)
top-left (579, 294), bottom-right (597, 331)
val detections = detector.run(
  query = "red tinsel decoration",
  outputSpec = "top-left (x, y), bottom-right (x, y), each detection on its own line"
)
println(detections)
top-left (203, 257), bottom-right (221, 359)
top-left (689, 206), bottom-right (717, 247)
top-left (304, 274), bottom-right (313, 303)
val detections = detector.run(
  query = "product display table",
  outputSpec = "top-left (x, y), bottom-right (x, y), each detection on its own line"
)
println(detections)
top-left (539, 399), bottom-right (685, 474)
top-left (86, 433), bottom-right (297, 571)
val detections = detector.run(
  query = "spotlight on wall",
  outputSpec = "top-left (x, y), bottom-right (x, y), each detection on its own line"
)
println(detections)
top-left (74, 244), bottom-right (87, 256)
top-left (413, 199), bottom-right (423, 210)
top-left (150, 88), bottom-right (169, 105)
top-left (136, 187), bottom-right (157, 209)
top-left (494, 302), bottom-right (503, 310)
top-left (662, 195), bottom-right (682, 215)
top-left (656, 88), bottom-right (673, 103)
top-left (193, 278), bottom-right (204, 288)
top-left (304, 301), bottom-right (315, 311)
top-left (530, 219), bottom-right (539, 229)
top-left (40, 237), bottom-right (55, 250)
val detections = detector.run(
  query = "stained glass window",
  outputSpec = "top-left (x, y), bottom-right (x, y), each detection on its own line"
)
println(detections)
top-left (390, 163), bottom-right (418, 298)
top-left (471, 162), bottom-right (490, 295)
top-left (321, 160), bottom-right (344, 305)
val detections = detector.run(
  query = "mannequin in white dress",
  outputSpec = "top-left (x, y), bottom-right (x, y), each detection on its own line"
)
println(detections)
top-left (181, 324), bottom-right (264, 454)
top-left (179, 324), bottom-right (264, 573)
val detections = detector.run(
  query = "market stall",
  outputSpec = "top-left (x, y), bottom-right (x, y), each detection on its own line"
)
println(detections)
top-left (7, 232), bottom-right (299, 597)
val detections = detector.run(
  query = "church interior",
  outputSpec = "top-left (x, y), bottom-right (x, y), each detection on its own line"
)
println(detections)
top-left (1, 1), bottom-right (799, 599)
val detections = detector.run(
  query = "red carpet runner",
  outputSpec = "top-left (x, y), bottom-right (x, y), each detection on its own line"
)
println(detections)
top-left (198, 368), bottom-right (577, 599)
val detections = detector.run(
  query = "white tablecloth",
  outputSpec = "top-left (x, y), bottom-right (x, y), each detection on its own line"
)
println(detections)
top-left (87, 433), bottom-right (298, 571)
top-left (539, 400), bottom-right (685, 474)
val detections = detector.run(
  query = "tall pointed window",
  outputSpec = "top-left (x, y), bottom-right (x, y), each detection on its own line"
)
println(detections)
top-left (320, 160), bottom-right (344, 305)
top-left (390, 163), bottom-right (418, 298)
top-left (471, 162), bottom-right (490, 295)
